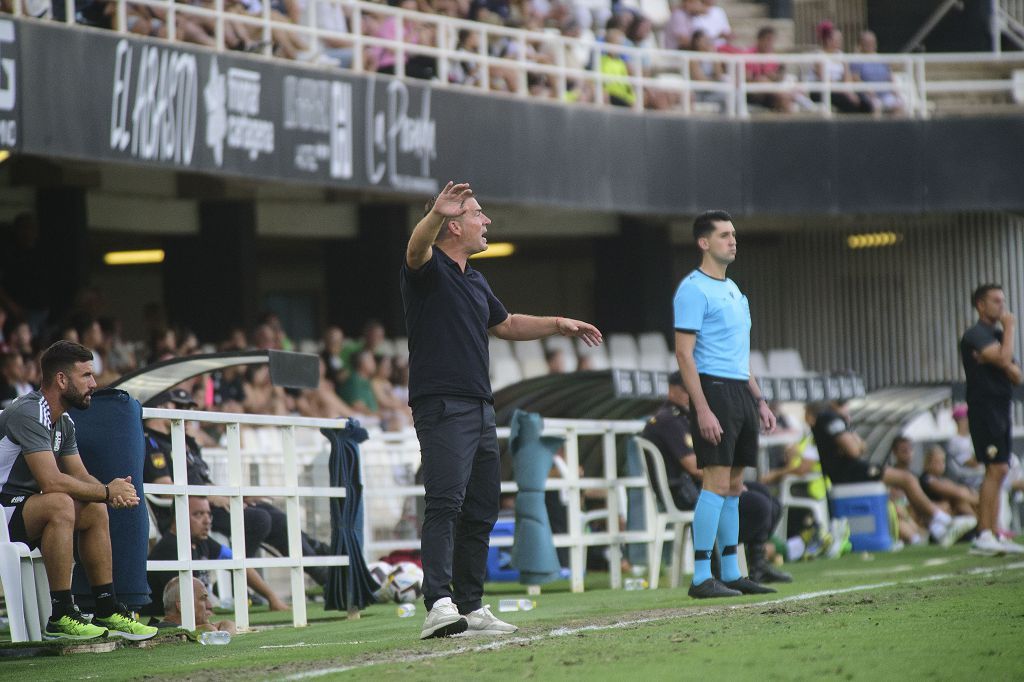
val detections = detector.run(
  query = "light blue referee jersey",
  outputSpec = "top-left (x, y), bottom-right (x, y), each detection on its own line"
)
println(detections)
top-left (673, 269), bottom-right (751, 380)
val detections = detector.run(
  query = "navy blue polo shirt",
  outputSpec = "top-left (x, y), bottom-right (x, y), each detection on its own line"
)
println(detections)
top-left (401, 247), bottom-right (509, 405)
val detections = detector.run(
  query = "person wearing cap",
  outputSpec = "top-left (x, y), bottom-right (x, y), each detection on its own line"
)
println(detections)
top-left (960, 283), bottom-right (1024, 556)
top-left (642, 372), bottom-right (790, 584)
top-left (142, 389), bottom-right (332, 588)
top-left (673, 211), bottom-right (776, 599)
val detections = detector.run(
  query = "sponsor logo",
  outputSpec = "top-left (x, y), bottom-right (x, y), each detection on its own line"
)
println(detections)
top-left (52, 431), bottom-right (62, 452)
top-left (283, 75), bottom-right (352, 178)
top-left (110, 40), bottom-right (199, 164)
top-left (987, 444), bottom-right (999, 459)
top-left (204, 58), bottom-right (275, 166)
top-left (365, 78), bottom-right (437, 193)
top-left (10, 495), bottom-right (24, 504)
top-left (0, 20), bottom-right (16, 147)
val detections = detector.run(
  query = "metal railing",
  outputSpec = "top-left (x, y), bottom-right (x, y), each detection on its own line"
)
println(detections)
top-left (8, 0), bottom-right (1024, 118)
top-left (143, 407), bottom-right (350, 632)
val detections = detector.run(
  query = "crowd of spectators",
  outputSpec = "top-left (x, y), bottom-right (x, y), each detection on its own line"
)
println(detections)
top-left (9, 0), bottom-right (907, 116)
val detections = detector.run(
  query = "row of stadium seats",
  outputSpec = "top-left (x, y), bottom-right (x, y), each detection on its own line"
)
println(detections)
top-left (296, 334), bottom-right (810, 391)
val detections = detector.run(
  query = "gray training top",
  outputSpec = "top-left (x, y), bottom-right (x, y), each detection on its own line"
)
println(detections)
top-left (0, 390), bottom-right (79, 498)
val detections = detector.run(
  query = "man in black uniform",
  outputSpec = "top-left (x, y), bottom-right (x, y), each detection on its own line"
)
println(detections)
top-left (960, 284), bottom-right (1024, 556)
top-left (402, 181), bottom-right (602, 639)
top-left (812, 400), bottom-right (974, 546)
top-left (642, 372), bottom-right (790, 584)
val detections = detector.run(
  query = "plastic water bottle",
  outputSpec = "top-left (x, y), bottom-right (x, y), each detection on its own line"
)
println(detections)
top-left (396, 603), bottom-right (416, 618)
top-left (498, 599), bottom-right (535, 612)
top-left (199, 630), bottom-right (232, 645)
top-left (624, 578), bottom-right (648, 591)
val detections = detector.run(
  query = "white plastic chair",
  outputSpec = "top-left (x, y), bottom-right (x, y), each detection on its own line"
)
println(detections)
top-left (766, 348), bottom-right (807, 377)
top-left (607, 334), bottom-right (640, 369)
top-left (0, 511), bottom-right (50, 641)
top-left (637, 332), bottom-right (670, 372)
top-left (576, 338), bottom-right (611, 370)
top-left (490, 357), bottom-right (523, 390)
top-left (514, 339), bottom-right (549, 379)
top-left (776, 474), bottom-right (830, 538)
top-left (633, 437), bottom-right (695, 590)
top-left (749, 350), bottom-right (768, 378)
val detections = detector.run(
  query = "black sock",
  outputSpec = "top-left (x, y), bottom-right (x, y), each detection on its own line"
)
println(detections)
top-left (50, 590), bottom-right (74, 621)
top-left (92, 583), bottom-right (118, 618)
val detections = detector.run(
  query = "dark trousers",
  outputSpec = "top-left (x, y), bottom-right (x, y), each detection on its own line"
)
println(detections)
top-left (738, 481), bottom-right (782, 545)
top-left (413, 396), bottom-right (500, 613)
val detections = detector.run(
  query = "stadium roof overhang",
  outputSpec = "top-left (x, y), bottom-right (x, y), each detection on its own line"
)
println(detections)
top-left (110, 350), bottom-right (318, 405)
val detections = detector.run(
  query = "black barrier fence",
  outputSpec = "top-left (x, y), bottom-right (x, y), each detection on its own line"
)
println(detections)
top-left (4, 18), bottom-right (1024, 215)
top-left (612, 368), bottom-right (867, 403)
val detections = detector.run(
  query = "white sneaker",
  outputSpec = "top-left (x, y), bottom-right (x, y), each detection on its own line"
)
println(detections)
top-left (940, 515), bottom-right (977, 548)
top-left (970, 530), bottom-right (1006, 557)
top-left (997, 536), bottom-right (1024, 555)
top-left (464, 605), bottom-right (518, 636)
top-left (420, 598), bottom-right (468, 640)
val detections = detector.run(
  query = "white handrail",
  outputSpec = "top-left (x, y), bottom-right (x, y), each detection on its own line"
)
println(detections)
top-left (12, 0), bottom-right (1024, 119)
top-left (142, 407), bottom-right (351, 632)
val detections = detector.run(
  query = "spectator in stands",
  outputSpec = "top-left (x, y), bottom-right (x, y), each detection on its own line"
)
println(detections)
top-left (920, 444), bottom-right (980, 518)
top-left (946, 404), bottom-right (984, 489)
top-left (0, 350), bottom-right (31, 408)
top-left (545, 348), bottom-right (566, 374)
top-left (371, 354), bottom-right (412, 429)
top-left (449, 29), bottom-right (484, 87)
top-left (72, 314), bottom-right (107, 380)
top-left (367, 0), bottom-right (433, 78)
top-left (745, 26), bottom-right (796, 113)
top-left (663, 0), bottom-right (699, 50)
top-left (297, 357), bottom-right (357, 419)
top-left (303, 0), bottom-right (355, 67)
top-left (320, 325), bottom-right (348, 385)
top-left (691, 0), bottom-right (730, 47)
top-left (154, 577), bottom-right (236, 633)
top-left (145, 496), bottom-right (288, 615)
top-left (642, 372), bottom-right (791, 583)
top-left (5, 318), bottom-right (33, 356)
top-left (250, 322), bottom-right (279, 351)
top-left (850, 30), bottom-right (904, 116)
top-left (99, 317), bottom-right (137, 377)
top-left (688, 30), bottom-right (727, 111)
top-left (599, 22), bottom-right (636, 107)
top-left (812, 21), bottom-right (871, 114)
top-left (811, 400), bottom-right (975, 545)
top-left (144, 389), bottom-right (332, 586)
top-left (243, 364), bottom-right (292, 415)
top-left (260, 312), bottom-right (294, 351)
top-left (339, 350), bottom-right (380, 416)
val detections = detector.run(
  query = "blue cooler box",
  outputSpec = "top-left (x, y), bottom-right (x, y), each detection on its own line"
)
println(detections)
top-left (831, 482), bottom-right (892, 552)
top-left (486, 517), bottom-right (519, 581)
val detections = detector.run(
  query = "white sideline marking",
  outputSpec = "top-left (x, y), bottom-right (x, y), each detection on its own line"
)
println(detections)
top-left (284, 561), bottom-right (1024, 680)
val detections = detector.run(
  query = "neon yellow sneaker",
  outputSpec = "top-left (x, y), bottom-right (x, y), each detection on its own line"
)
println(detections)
top-left (93, 610), bottom-right (159, 641)
top-left (43, 608), bottom-right (109, 641)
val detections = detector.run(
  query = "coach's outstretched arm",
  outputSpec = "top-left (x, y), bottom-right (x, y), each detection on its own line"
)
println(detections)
top-left (675, 331), bottom-right (722, 446)
top-left (490, 314), bottom-right (602, 346)
top-left (406, 181), bottom-right (473, 270)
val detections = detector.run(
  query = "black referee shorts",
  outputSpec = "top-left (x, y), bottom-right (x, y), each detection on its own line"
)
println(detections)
top-left (689, 374), bottom-right (759, 469)
top-left (968, 401), bottom-right (1012, 465)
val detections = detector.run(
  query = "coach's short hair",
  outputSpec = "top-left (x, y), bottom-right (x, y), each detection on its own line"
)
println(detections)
top-left (693, 210), bottom-right (733, 244)
top-left (40, 340), bottom-right (94, 387)
top-left (972, 283), bottom-right (1002, 308)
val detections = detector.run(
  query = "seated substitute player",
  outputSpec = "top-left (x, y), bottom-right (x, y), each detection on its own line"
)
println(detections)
top-left (811, 400), bottom-right (975, 546)
top-left (0, 341), bottom-right (157, 640)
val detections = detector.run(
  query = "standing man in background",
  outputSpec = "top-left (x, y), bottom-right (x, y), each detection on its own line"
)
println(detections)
top-left (961, 284), bottom-right (1024, 556)
top-left (674, 210), bottom-right (777, 599)
top-left (402, 181), bottom-right (602, 639)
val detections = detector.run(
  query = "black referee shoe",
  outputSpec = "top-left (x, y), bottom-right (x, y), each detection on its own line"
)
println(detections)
top-left (723, 577), bottom-right (776, 595)
top-left (688, 578), bottom-right (742, 599)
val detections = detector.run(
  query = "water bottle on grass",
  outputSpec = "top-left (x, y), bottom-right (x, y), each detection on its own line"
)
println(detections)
top-left (498, 599), bottom-right (535, 612)
top-left (199, 630), bottom-right (231, 645)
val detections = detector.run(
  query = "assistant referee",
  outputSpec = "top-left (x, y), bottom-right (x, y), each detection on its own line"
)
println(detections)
top-left (402, 181), bottom-right (602, 639)
top-left (674, 210), bottom-right (777, 598)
